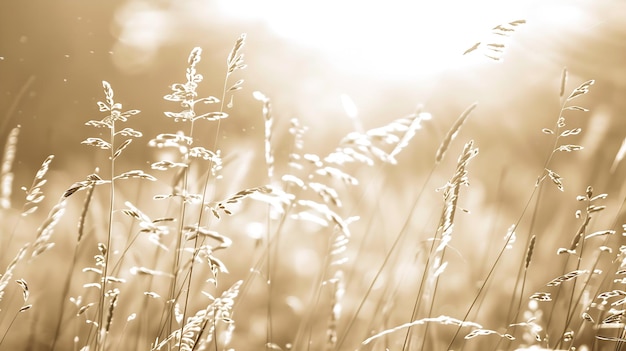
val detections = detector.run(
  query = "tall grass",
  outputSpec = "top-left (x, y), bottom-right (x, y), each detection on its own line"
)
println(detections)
top-left (0, 28), bottom-right (624, 351)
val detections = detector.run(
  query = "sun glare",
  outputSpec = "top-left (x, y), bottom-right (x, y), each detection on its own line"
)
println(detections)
top-left (217, 0), bottom-right (540, 79)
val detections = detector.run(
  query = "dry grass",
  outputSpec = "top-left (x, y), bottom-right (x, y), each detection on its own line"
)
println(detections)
top-left (0, 26), bottom-right (624, 351)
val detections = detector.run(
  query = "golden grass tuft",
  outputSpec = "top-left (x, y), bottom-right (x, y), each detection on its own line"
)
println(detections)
top-left (435, 103), bottom-right (478, 164)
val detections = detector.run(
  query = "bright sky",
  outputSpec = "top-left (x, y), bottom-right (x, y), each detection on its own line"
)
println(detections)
top-left (215, 0), bottom-right (559, 79)
top-left (112, 0), bottom-right (587, 78)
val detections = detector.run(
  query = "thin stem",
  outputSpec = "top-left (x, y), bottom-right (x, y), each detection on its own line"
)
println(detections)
top-left (95, 121), bottom-right (116, 351)
top-left (169, 122), bottom-right (193, 340)
top-left (336, 167), bottom-right (435, 350)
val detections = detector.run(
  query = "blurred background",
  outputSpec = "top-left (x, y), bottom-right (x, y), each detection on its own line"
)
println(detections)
top-left (2, 0), bottom-right (626, 350)
top-left (1, 0), bottom-right (625, 176)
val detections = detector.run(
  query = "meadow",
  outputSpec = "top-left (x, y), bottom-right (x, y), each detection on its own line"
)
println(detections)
top-left (1, 12), bottom-right (626, 351)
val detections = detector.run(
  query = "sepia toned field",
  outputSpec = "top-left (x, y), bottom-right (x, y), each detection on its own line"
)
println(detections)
top-left (1, 1), bottom-right (626, 350)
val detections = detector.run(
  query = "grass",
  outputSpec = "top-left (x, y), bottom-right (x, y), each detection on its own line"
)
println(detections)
top-left (0, 27), bottom-right (625, 351)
